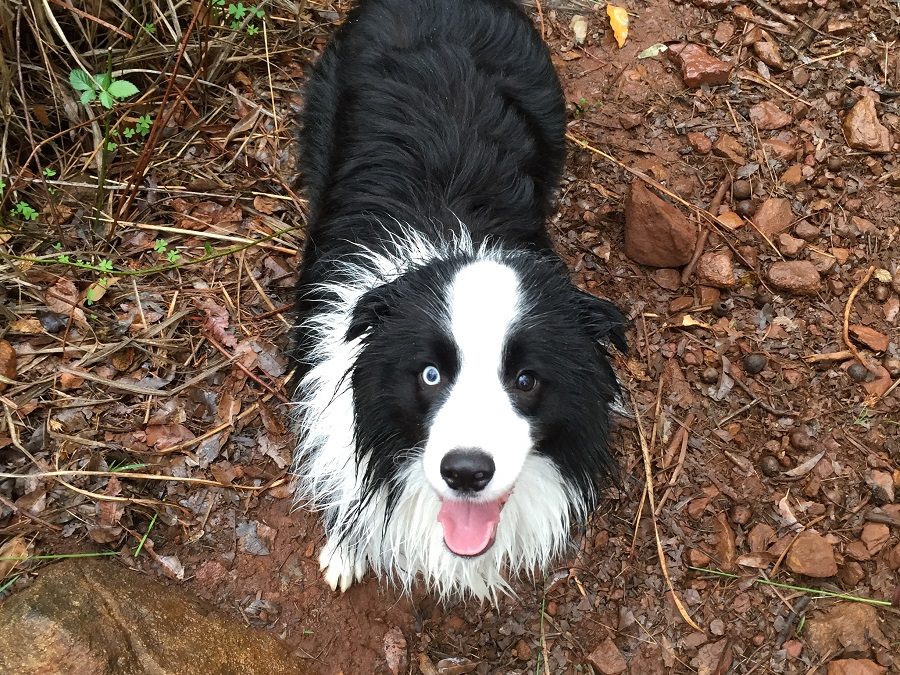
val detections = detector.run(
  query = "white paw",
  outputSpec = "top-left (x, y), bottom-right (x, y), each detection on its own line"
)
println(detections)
top-left (319, 539), bottom-right (367, 592)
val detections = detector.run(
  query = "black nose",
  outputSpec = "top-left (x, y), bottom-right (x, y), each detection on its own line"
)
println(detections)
top-left (440, 450), bottom-right (495, 492)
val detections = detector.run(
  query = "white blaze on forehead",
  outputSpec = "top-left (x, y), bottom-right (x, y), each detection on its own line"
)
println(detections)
top-left (423, 259), bottom-right (534, 503)
top-left (449, 259), bottom-right (521, 364)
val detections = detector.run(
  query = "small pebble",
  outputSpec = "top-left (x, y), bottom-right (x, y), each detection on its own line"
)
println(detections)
top-left (759, 455), bottom-right (781, 477)
top-left (872, 284), bottom-right (889, 302)
top-left (883, 357), bottom-right (900, 378)
top-left (700, 367), bottom-right (719, 384)
top-left (827, 156), bottom-right (843, 172)
top-left (732, 179), bottom-right (752, 200)
top-left (847, 362), bottom-right (869, 382)
top-left (789, 429), bottom-right (813, 451)
top-left (735, 199), bottom-right (755, 217)
top-left (743, 353), bottom-right (767, 375)
top-left (711, 301), bottom-right (730, 317)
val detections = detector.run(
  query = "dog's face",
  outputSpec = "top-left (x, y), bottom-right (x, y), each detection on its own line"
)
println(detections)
top-left (348, 254), bottom-right (625, 557)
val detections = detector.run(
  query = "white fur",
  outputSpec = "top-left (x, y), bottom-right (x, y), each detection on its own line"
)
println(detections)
top-left (422, 260), bottom-right (533, 503)
top-left (291, 224), bottom-right (579, 601)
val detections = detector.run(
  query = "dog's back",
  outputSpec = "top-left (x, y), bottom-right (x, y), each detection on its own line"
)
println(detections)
top-left (299, 0), bottom-right (566, 260)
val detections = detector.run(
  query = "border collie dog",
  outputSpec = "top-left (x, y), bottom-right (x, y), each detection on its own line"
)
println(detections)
top-left (292, 0), bottom-right (626, 601)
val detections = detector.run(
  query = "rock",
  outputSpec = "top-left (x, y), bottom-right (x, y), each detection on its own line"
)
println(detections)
top-left (750, 101), bottom-right (792, 130)
top-left (778, 233), bottom-right (806, 257)
top-left (808, 250), bottom-right (835, 274)
top-left (753, 197), bottom-right (793, 236)
top-left (0, 339), bottom-right (15, 393)
top-left (668, 43), bottom-right (732, 88)
top-left (764, 137), bottom-right (796, 160)
top-left (624, 181), bottom-right (697, 267)
top-left (651, 268), bottom-right (682, 291)
top-left (843, 98), bottom-right (892, 153)
top-left (781, 164), bottom-right (804, 185)
top-left (860, 523), bottom-right (890, 555)
top-left (588, 638), bottom-right (628, 674)
top-left (866, 470), bottom-right (895, 504)
top-left (713, 22), bottom-right (735, 45)
top-left (794, 221), bottom-right (820, 241)
top-left (785, 531), bottom-right (837, 577)
top-left (697, 250), bottom-right (736, 288)
top-left (849, 325), bottom-right (890, 352)
top-left (805, 603), bottom-right (887, 658)
top-left (887, 542), bottom-right (900, 570)
top-left (752, 41), bottom-right (787, 70)
top-left (717, 210), bottom-right (743, 230)
top-left (0, 559), bottom-right (309, 675)
top-left (767, 261), bottom-right (821, 295)
top-left (827, 660), bottom-right (886, 675)
top-left (713, 134), bottom-right (747, 164)
top-left (688, 131), bottom-right (713, 154)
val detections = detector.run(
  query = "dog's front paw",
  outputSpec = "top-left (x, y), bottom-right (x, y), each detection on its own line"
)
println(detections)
top-left (319, 539), bottom-right (367, 592)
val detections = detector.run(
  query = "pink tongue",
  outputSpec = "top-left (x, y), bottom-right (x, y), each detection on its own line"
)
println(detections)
top-left (437, 500), bottom-right (502, 556)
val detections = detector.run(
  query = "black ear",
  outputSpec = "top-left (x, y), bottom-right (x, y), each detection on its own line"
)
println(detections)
top-left (346, 283), bottom-right (393, 343)
top-left (576, 290), bottom-right (628, 355)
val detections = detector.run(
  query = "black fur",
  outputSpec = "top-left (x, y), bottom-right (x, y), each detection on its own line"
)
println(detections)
top-left (294, 0), bottom-right (626, 552)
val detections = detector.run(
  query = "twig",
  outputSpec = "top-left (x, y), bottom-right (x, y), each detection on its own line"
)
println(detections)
top-left (681, 176), bottom-right (731, 284)
top-left (0, 469), bottom-right (276, 492)
top-left (750, 0), bottom-right (799, 29)
top-left (803, 350), bottom-right (854, 364)
top-left (843, 266), bottom-right (875, 366)
top-left (630, 394), bottom-right (702, 631)
top-left (655, 413), bottom-right (695, 514)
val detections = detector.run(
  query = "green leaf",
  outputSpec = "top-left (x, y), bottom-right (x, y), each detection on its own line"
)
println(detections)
top-left (106, 140), bottom-right (118, 151)
top-left (80, 89), bottom-right (96, 105)
top-left (246, 24), bottom-right (259, 35)
top-left (69, 69), bottom-right (93, 92)
top-left (99, 90), bottom-right (115, 109)
top-left (153, 238), bottom-right (168, 253)
top-left (123, 127), bottom-right (135, 139)
top-left (95, 73), bottom-right (112, 89)
top-left (98, 259), bottom-right (114, 273)
top-left (58, 254), bottom-right (70, 264)
top-left (107, 79), bottom-right (140, 100)
top-left (228, 2), bottom-right (247, 19)
top-left (43, 167), bottom-right (57, 177)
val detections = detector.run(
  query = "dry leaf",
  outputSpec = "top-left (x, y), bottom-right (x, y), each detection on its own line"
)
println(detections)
top-left (383, 627), bottom-right (408, 675)
top-left (607, 4), bottom-right (629, 48)
top-left (0, 536), bottom-right (31, 579)
top-left (873, 268), bottom-right (892, 283)
top-left (157, 554), bottom-right (185, 580)
top-left (45, 277), bottom-right (88, 329)
top-left (570, 15), bottom-right (588, 45)
top-left (0, 339), bottom-right (16, 392)
top-left (9, 318), bottom-right (43, 334)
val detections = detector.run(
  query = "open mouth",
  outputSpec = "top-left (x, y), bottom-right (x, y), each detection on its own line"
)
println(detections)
top-left (437, 495), bottom-right (509, 557)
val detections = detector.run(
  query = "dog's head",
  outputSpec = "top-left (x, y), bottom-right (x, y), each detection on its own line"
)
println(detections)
top-left (347, 253), bottom-right (626, 557)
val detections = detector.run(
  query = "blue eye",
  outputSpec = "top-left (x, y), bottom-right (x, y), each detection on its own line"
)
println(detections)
top-left (515, 371), bottom-right (537, 392)
top-left (421, 365), bottom-right (441, 386)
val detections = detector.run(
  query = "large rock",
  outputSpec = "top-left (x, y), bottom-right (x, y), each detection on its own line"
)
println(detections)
top-left (667, 44), bottom-right (732, 88)
top-left (767, 261), bottom-right (821, 295)
top-left (624, 181), bottom-right (698, 268)
top-left (827, 660), bottom-right (886, 675)
top-left (842, 98), bottom-right (892, 153)
top-left (0, 559), bottom-right (310, 675)
top-left (785, 531), bottom-right (836, 577)
top-left (805, 603), bottom-right (887, 658)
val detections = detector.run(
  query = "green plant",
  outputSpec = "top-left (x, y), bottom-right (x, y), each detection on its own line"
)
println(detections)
top-left (0, 179), bottom-right (6, 195)
top-left (153, 238), bottom-right (180, 263)
top-left (11, 201), bottom-right (38, 220)
top-left (42, 167), bottom-right (56, 178)
top-left (208, 1), bottom-right (265, 35)
top-left (123, 114), bottom-right (153, 140)
top-left (143, 22), bottom-right (156, 34)
top-left (69, 69), bottom-right (140, 109)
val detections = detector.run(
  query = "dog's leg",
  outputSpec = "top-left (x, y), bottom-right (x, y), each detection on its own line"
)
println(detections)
top-left (319, 537), bottom-right (367, 592)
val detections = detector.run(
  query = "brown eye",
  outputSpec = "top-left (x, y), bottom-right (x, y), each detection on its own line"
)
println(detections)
top-left (515, 371), bottom-right (536, 392)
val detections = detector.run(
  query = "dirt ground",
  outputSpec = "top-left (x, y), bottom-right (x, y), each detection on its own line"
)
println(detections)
top-left (1, 0), bottom-right (899, 673)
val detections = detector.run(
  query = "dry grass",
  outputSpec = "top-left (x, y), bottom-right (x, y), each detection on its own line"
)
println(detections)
top-left (0, 0), bottom-right (341, 581)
